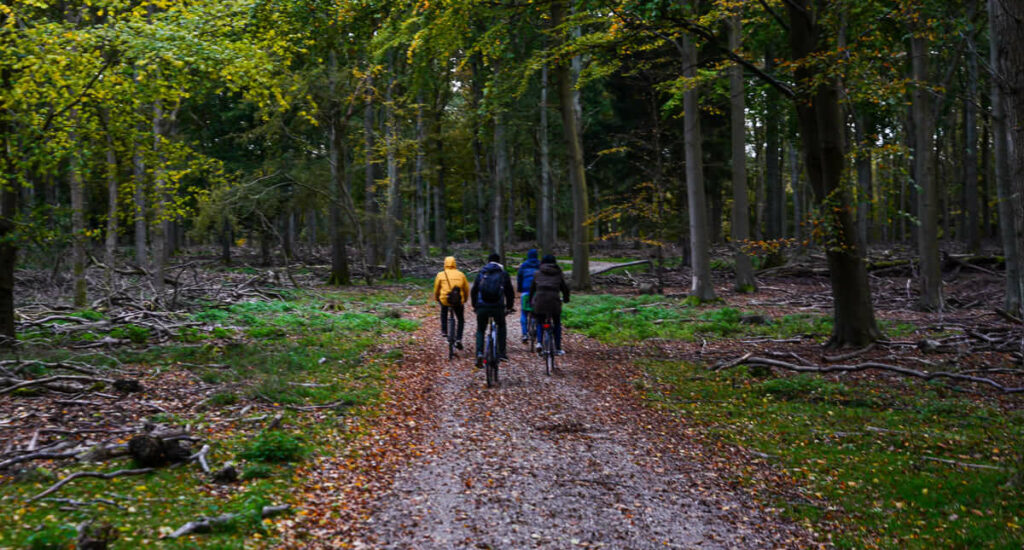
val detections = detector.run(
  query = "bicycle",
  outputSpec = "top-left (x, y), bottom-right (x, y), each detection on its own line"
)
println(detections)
top-left (446, 307), bottom-right (458, 360)
top-left (482, 317), bottom-right (499, 387)
top-left (538, 315), bottom-right (556, 376)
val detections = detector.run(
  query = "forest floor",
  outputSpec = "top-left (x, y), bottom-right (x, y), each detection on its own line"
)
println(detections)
top-left (2, 246), bottom-right (1023, 549)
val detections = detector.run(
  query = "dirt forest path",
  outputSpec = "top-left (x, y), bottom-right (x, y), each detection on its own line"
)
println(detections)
top-left (347, 304), bottom-right (815, 549)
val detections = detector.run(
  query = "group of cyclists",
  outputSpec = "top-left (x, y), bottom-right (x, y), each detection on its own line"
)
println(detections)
top-left (432, 249), bottom-right (570, 368)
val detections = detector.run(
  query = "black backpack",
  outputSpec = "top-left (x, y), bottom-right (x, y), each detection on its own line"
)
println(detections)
top-left (443, 272), bottom-right (462, 308)
top-left (477, 264), bottom-right (505, 305)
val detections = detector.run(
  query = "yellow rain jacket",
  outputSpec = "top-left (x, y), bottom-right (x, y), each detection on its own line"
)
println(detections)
top-left (433, 256), bottom-right (470, 307)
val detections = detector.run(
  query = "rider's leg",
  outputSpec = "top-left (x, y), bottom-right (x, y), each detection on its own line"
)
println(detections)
top-left (496, 312), bottom-right (508, 358)
top-left (519, 293), bottom-right (529, 340)
top-left (454, 305), bottom-right (465, 341)
top-left (475, 308), bottom-right (489, 356)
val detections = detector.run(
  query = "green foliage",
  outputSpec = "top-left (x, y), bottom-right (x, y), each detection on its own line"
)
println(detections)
top-left (209, 392), bottom-right (239, 406)
top-left (24, 524), bottom-right (76, 550)
top-left (110, 324), bottom-right (150, 344)
top-left (241, 463), bottom-right (274, 481)
top-left (239, 431), bottom-right (306, 463)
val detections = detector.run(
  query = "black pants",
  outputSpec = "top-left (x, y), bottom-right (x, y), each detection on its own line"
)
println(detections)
top-left (440, 304), bottom-right (465, 340)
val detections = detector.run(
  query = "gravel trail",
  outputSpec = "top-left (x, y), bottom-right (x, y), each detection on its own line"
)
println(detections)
top-left (355, 310), bottom-right (813, 549)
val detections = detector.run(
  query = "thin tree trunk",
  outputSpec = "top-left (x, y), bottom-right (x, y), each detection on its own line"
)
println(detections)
top-left (414, 99), bottom-right (428, 257)
top-left (132, 120), bottom-right (147, 268)
top-left (764, 50), bottom-right (783, 241)
top-left (103, 111), bottom-right (119, 297)
top-left (552, 0), bottom-right (590, 289)
top-left (539, 63), bottom-right (554, 254)
top-left (433, 104), bottom-right (447, 253)
top-left (964, 2), bottom-right (980, 251)
top-left (729, 15), bottom-right (756, 292)
top-left (790, 142), bottom-right (803, 242)
top-left (912, 36), bottom-right (942, 311)
top-left (328, 51), bottom-right (350, 285)
top-left (151, 100), bottom-right (166, 298)
top-left (683, 34), bottom-right (716, 301)
top-left (493, 112), bottom-right (507, 258)
top-left (221, 214), bottom-right (231, 266)
top-left (383, 72), bottom-right (402, 279)
top-left (990, 0), bottom-right (1024, 317)
top-left (363, 81), bottom-right (379, 266)
top-left (854, 113), bottom-right (873, 250)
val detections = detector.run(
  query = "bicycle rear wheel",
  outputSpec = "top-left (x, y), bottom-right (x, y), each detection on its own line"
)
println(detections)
top-left (543, 327), bottom-right (555, 375)
top-left (447, 313), bottom-right (456, 360)
top-left (485, 323), bottom-right (498, 388)
top-left (526, 315), bottom-right (537, 350)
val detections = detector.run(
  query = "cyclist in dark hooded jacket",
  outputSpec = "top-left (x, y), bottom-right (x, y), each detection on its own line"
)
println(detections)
top-left (471, 252), bottom-right (515, 365)
top-left (529, 254), bottom-right (570, 354)
top-left (516, 248), bottom-right (541, 343)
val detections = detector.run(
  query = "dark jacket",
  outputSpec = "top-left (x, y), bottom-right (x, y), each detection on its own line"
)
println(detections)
top-left (471, 262), bottom-right (515, 310)
top-left (529, 263), bottom-right (570, 317)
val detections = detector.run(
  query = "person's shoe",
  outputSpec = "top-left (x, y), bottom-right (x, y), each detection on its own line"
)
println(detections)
top-left (498, 354), bottom-right (509, 362)
top-left (441, 332), bottom-right (448, 338)
top-left (534, 343), bottom-right (542, 353)
top-left (520, 335), bottom-right (528, 344)
top-left (476, 354), bottom-right (484, 368)
top-left (456, 340), bottom-right (464, 350)
top-left (557, 349), bottom-right (565, 356)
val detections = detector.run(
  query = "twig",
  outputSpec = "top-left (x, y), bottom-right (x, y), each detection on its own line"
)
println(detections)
top-left (189, 444), bottom-right (211, 474)
top-left (0, 375), bottom-right (115, 395)
top-left (29, 468), bottom-right (155, 501)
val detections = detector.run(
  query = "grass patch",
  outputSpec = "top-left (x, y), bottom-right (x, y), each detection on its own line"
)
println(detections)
top-left (238, 431), bottom-right (306, 463)
top-left (643, 360), bottom-right (1024, 548)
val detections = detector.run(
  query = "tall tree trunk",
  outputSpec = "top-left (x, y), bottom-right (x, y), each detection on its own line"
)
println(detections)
top-left (415, 101), bottom-right (428, 257)
top-left (327, 52), bottom-right (350, 285)
top-left (912, 36), bottom-right (942, 311)
top-left (729, 15), bottom-right (756, 292)
top-left (764, 50), bottom-right (783, 241)
top-left (151, 100), bottom-right (167, 298)
top-left (433, 105), bottom-right (448, 253)
top-left (990, 0), bottom-right (1024, 317)
top-left (493, 112), bottom-right (507, 258)
top-left (383, 74), bottom-right (402, 279)
top-left (539, 63), bottom-right (554, 254)
top-left (103, 111), bottom-right (119, 298)
top-left (682, 34), bottom-right (716, 302)
top-left (552, 0), bottom-right (590, 288)
top-left (964, 1), bottom-right (980, 251)
top-left (1, 53), bottom-right (16, 343)
top-left (786, 0), bottom-right (880, 347)
top-left (132, 121), bottom-right (147, 268)
top-left (363, 80), bottom-right (379, 266)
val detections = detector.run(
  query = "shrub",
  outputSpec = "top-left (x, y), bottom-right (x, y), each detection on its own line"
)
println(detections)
top-left (241, 463), bottom-right (273, 480)
top-left (111, 324), bottom-right (150, 343)
top-left (239, 431), bottom-right (305, 463)
top-left (209, 392), bottom-right (239, 406)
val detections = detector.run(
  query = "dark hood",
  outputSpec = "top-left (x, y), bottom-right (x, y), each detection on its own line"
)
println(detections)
top-left (539, 263), bottom-right (562, 275)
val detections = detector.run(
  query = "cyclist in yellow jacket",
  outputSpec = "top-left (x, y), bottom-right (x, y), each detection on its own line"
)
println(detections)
top-left (433, 256), bottom-right (470, 349)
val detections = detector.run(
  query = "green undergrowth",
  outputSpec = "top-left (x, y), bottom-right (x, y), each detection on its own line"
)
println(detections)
top-left (0, 288), bottom-right (419, 548)
top-left (642, 361), bottom-right (1024, 548)
top-left (562, 294), bottom-right (915, 345)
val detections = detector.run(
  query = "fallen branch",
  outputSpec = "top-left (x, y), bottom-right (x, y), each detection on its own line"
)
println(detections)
top-left (922, 456), bottom-right (1006, 471)
top-left (714, 356), bottom-right (1024, 393)
top-left (165, 504), bottom-right (291, 538)
top-left (590, 259), bottom-right (652, 276)
top-left (29, 468), bottom-right (155, 502)
top-left (0, 375), bottom-right (115, 395)
top-left (189, 444), bottom-right (211, 474)
top-left (822, 343), bottom-right (876, 363)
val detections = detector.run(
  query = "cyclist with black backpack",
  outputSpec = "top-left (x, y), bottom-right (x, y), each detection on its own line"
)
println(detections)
top-left (433, 256), bottom-right (470, 349)
top-left (471, 252), bottom-right (515, 366)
